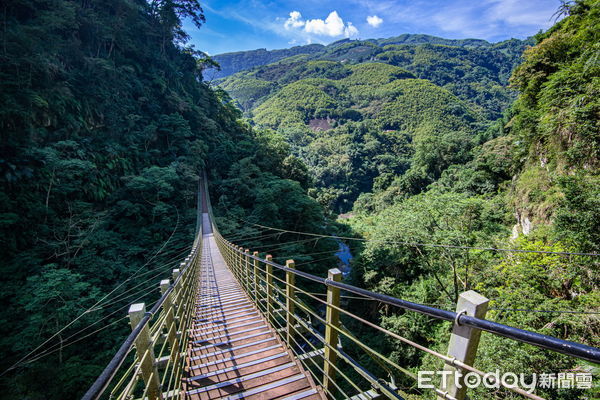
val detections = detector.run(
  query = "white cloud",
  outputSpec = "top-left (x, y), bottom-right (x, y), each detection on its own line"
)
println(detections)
top-left (346, 0), bottom-right (557, 41)
top-left (366, 15), bottom-right (383, 28)
top-left (283, 10), bottom-right (359, 39)
top-left (304, 11), bottom-right (344, 36)
top-left (285, 11), bottom-right (305, 29)
top-left (485, 0), bottom-right (555, 26)
top-left (344, 22), bottom-right (359, 37)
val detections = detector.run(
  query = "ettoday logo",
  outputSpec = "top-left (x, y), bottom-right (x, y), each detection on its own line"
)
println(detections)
top-left (417, 370), bottom-right (593, 392)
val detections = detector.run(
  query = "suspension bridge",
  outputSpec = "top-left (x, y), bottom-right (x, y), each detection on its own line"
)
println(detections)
top-left (80, 176), bottom-right (600, 400)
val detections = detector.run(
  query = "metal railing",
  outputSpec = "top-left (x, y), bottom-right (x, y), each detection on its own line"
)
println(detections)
top-left (82, 172), bottom-right (599, 400)
top-left (82, 228), bottom-right (202, 400)
top-left (212, 226), bottom-right (600, 400)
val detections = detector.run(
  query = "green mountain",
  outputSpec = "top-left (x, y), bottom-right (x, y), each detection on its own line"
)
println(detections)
top-left (209, 33), bottom-right (528, 81)
top-left (217, 35), bottom-right (529, 211)
top-left (2, 0), bottom-right (598, 399)
top-left (344, 2), bottom-right (600, 398)
top-left (213, 3), bottom-right (600, 399)
top-left (205, 44), bottom-right (324, 80)
top-left (0, 1), bottom-right (330, 398)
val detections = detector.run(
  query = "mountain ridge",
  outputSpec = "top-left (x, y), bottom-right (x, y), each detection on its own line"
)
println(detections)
top-left (207, 33), bottom-right (532, 80)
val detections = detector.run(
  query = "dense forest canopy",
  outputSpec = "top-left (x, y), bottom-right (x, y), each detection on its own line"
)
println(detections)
top-left (1, 0), bottom-right (599, 399)
top-left (217, 35), bottom-right (530, 212)
top-left (215, 1), bottom-right (600, 399)
top-left (347, 4), bottom-right (600, 399)
top-left (0, 1), bottom-right (334, 398)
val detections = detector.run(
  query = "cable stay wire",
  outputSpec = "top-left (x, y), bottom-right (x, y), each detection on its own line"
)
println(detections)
top-left (301, 292), bottom-right (600, 315)
top-left (22, 281), bottom-right (164, 365)
top-left (4, 241), bottom-right (190, 373)
top-left (489, 308), bottom-right (600, 315)
top-left (91, 253), bottom-right (191, 311)
top-left (90, 271), bottom-right (169, 312)
top-left (273, 249), bottom-right (342, 260)
top-left (1, 206), bottom-right (183, 376)
top-left (26, 307), bottom-right (132, 363)
top-left (23, 316), bottom-right (130, 366)
top-left (231, 231), bottom-right (290, 246)
top-left (249, 236), bottom-right (326, 253)
top-left (295, 254), bottom-right (340, 267)
top-left (229, 217), bottom-right (600, 257)
top-left (224, 228), bottom-right (279, 242)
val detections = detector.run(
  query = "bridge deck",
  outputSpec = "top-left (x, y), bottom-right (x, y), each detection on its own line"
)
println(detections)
top-left (183, 215), bottom-right (323, 400)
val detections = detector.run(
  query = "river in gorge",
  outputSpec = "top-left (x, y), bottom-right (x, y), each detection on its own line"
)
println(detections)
top-left (334, 238), bottom-right (353, 276)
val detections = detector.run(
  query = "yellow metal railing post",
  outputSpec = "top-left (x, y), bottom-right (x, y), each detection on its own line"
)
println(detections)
top-left (228, 244), bottom-right (233, 273)
top-left (238, 246), bottom-right (244, 283)
top-left (323, 268), bottom-right (342, 395)
top-left (266, 255), bottom-right (274, 325)
top-left (244, 249), bottom-right (251, 293)
top-left (236, 246), bottom-right (243, 281)
top-left (227, 242), bottom-right (232, 266)
top-left (253, 251), bottom-right (260, 304)
top-left (231, 246), bottom-right (237, 278)
top-left (160, 279), bottom-right (177, 352)
top-left (129, 303), bottom-right (162, 400)
top-left (232, 246), bottom-right (237, 278)
top-left (285, 260), bottom-right (296, 346)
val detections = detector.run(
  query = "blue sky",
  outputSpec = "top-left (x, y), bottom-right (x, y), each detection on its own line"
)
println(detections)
top-left (185, 0), bottom-right (563, 55)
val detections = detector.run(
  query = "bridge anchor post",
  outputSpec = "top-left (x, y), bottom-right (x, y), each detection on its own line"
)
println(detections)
top-left (438, 290), bottom-right (489, 400)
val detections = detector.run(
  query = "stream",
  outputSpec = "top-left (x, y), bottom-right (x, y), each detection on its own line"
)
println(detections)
top-left (334, 238), bottom-right (353, 277)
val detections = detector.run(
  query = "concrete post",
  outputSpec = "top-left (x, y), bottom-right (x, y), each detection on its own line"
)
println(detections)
top-left (129, 303), bottom-right (162, 400)
top-left (438, 290), bottom-right (489, 400)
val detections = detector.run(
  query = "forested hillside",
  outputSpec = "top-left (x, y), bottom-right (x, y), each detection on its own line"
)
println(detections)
top-left (2, 0), bottom-right (599, 399)
top-left (0, 1), bottom-right (331, 398)
top-left (215, 2), bottom-right (600, 399)
top-left (344, 3), bottom-right (600, 399)
top-left (204, 44), bottom-right (324, 80)
top-left (210, 34), bottom-right (526, 81)
top-left (217, 35), bottom-right (529, 211)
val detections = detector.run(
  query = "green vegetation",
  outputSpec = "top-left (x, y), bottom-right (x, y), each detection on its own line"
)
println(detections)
top-left (1, 0), bottom-right (598, 399)
top-left (344, 2), bottom-right (600, 399)
top-left (205, 44), bottom-right (324, 80)
top-left (217, 34), bottom-right (528, 212)
top-left (0, 1), bottom-right (331, 398)
top-left (216, 2), bottom-right (600, 399)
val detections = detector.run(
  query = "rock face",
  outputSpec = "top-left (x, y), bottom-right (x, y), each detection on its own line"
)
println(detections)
top-left (308, 118), bottom-right (333, 132)
top-left (512, 211), bottom-right (533, 239)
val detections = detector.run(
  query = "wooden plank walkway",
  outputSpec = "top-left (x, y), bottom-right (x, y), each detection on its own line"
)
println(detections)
top-left (183, 214), bottom-right (323, 400)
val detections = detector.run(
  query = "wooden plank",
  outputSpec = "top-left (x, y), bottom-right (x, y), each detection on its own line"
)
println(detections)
top-left (182, 223), bottom-right (324, 400)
